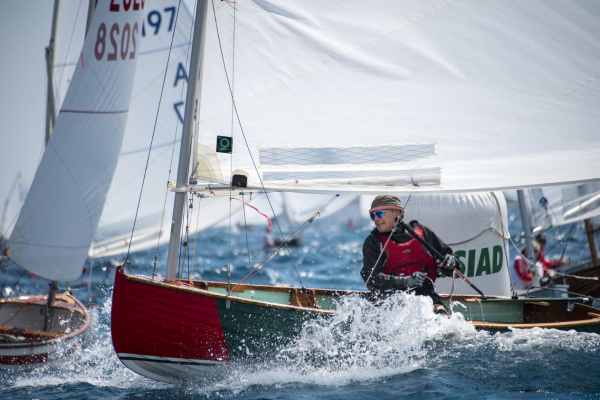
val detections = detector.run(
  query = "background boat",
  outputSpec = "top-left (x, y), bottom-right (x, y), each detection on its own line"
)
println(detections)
top-left (1, 0), bottom-right (144, 366)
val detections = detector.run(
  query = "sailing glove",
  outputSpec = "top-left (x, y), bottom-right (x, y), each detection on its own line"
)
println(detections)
top-left (393, 272), bottom-right (426, 291)
top-left (440, 254), bottom-right (459, 277)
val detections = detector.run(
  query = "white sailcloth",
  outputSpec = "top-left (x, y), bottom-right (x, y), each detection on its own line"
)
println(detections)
top-left (51, 0), bottom-right (90, 115)
top-left (191, 0), bottom-right (600, 194)
top-left (92, 1), bottom-right (241, 259)
top-left (8, 1), bottom-right (144, 281)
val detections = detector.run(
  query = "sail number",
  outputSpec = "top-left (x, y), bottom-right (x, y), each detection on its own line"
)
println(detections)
top-left (95, 22), bottom-right (139, 61)
top-left (109, 0), bottom-right (145, 12)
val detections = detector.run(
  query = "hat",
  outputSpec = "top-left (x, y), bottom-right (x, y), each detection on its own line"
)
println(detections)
top-left (535, 233), bottom-right (547, 245)
top-left (369, 195), bottom-right (404, 213)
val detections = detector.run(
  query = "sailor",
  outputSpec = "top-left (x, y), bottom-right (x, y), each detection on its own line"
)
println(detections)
top-left (535, 233), bottom-right (569, 277)
top-left (361, 195), bottom-right (459, 315)
top-left (261, 226), bottom-right (275, 248)
top-left (510, 241), bottom-right (541, 290)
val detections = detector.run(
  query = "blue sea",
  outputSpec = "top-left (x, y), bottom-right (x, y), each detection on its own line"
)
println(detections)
top-left (1, 201), bottom-right (599, 399)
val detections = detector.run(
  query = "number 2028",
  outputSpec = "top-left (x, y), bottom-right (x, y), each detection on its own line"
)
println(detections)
top-left (94, 22), bottom-right (139, 61)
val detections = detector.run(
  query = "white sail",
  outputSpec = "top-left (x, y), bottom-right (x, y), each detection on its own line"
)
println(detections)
top-left (52, 0), bottom-right (90, 114)
top-left (190, 0), bottom-right (600, 194)
top-left (8, 1), bottom-right (144, 281)
top-left (92, 1), bottom-right (241, 259)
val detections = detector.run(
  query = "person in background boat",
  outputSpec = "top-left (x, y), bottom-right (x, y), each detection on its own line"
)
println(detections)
top-left (361, 195), bottom-right (459, 315)
top-left (535, 233), bottom-right (569, 278)
top-left (261, 226), bottom-right (275, 248)
top-left (510, 241), bottom-right (541, 290)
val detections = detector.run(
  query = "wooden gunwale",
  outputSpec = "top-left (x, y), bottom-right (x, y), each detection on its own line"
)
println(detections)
top-left (0, 293), bottom-right (90, 350)
top-left (0, 293), bottom-right (86, 315)
top-left (472, 316), bottom-right (600, 330)
top-left (125, 274), bottom-right (335, 315)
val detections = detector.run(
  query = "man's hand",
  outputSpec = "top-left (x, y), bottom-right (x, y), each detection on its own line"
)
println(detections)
top-left (438, 254), bottom-right (459, 277)
top-left (394, 272), bottom-right (427, 291)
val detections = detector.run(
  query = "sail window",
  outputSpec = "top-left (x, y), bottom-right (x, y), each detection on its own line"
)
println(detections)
top-left (258, 143), bottom-right (435, 167)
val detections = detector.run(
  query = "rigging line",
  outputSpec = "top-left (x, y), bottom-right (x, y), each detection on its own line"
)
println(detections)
top-left (53, 0), bottom-right (84, 103)
top-left (210, 0), bottom-right (305, 289)
top-left (241, 193), bottom-right (253, 290)
top-left (230, 194), bottom-right (339, 291)
top-left (226, 3), bottom-right (237, 295)
top-left (190, 194), bottom-right (202, 282)
top-left (153, 0), bottom-right (198, 276)
top-left (559, 222), bottom-right (576, 263)
top-left (125, 0), bottom-right (184, 262)
top-left (551, 270), bottom-right (598, 281)
top-left (184, 196), bottom-right (192, 279)
top-left (492, 192), bottom-right (514, 292)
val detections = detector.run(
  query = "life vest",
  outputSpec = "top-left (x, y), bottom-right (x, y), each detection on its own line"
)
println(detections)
top-left (381, 227), bottom-right (437, 282)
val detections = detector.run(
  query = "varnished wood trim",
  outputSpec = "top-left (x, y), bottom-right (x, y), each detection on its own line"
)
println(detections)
top-left (0, 293), bottom-right (90, 349)
top-left (472, 317), bottom-right (600, 330)
top-left (588, 312), bottom-right (600, 318)
top-left (124, 274), bottom-right (334, 315)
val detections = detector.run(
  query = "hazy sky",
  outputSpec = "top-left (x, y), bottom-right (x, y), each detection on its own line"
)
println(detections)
top-left (0, 2), bottom-right (55, 237)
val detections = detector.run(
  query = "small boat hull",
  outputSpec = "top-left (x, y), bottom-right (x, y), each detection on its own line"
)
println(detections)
top-left (0, 293), bottom-right (90, 367)
top-left (111, 271), bottom-right (600, 383)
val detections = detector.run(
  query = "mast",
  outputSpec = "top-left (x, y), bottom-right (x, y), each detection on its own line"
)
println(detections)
top-left (584, 219), bottom-right (599, 266)
top-left (517, 189), bottom-right (540, 287)
top-left (45, 0), bottom-right (61, 145)
top-left (165, 0), bottom-right (210, 281)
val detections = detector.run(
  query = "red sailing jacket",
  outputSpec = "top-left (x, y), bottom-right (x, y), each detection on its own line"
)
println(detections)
top-left (381, 227), bottom-right (437, 282)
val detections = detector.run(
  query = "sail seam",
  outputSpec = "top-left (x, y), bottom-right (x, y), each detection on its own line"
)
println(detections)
top-left (60, 109), bottom-right (129, 114)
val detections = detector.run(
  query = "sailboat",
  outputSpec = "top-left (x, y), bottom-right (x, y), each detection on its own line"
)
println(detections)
top-left (110, 0), bottom-right (600, 383)
top-left (0, 1), bottom-right (144, 366)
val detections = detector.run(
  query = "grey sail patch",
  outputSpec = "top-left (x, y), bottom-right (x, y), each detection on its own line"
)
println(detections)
top-left (263, 167), bottom-right (441, 189)
top-left (258, 143), bottom-right (435, 167)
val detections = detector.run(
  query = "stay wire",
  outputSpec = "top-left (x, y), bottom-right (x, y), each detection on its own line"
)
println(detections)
top-left (230, 194), bottom-right (339, 292)
top-left (190, 195), bottom-right (202, 282)
top-left (53, 0), bottom-right (84, 103)
top-left (211, 0), bottom-right (306, 289)
top-left (126, 0), bottom-right (184, 263)
top-left (153, 2), bottom-right (196, 279)
top-left (241, 193), bottom-right (253, 290)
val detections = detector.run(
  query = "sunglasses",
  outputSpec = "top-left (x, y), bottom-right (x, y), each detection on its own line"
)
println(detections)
top-left (370, 210), bottom-right (389, 220)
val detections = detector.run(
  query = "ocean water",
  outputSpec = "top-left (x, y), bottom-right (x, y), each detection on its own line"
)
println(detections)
top-left (1, 203), bottom-right (599, 399)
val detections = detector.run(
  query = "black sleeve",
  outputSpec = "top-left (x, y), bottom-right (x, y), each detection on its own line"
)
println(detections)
top-left (412, 221), bottom-right (453, 258)
top-left (360, 233), bottom-right (396, 292)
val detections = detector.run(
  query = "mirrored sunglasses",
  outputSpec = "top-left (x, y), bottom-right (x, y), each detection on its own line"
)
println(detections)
top-left (370, 210), bottom-right (388, 220)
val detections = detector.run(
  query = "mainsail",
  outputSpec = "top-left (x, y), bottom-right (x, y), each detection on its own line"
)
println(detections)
top-left (191, 0), bottom-right (600, 194)
top-left (8, 1), bottom-right (144, 282)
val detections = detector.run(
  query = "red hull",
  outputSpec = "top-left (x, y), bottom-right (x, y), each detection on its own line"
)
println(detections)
top-left (111, 270), bottom-right (230, 362)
